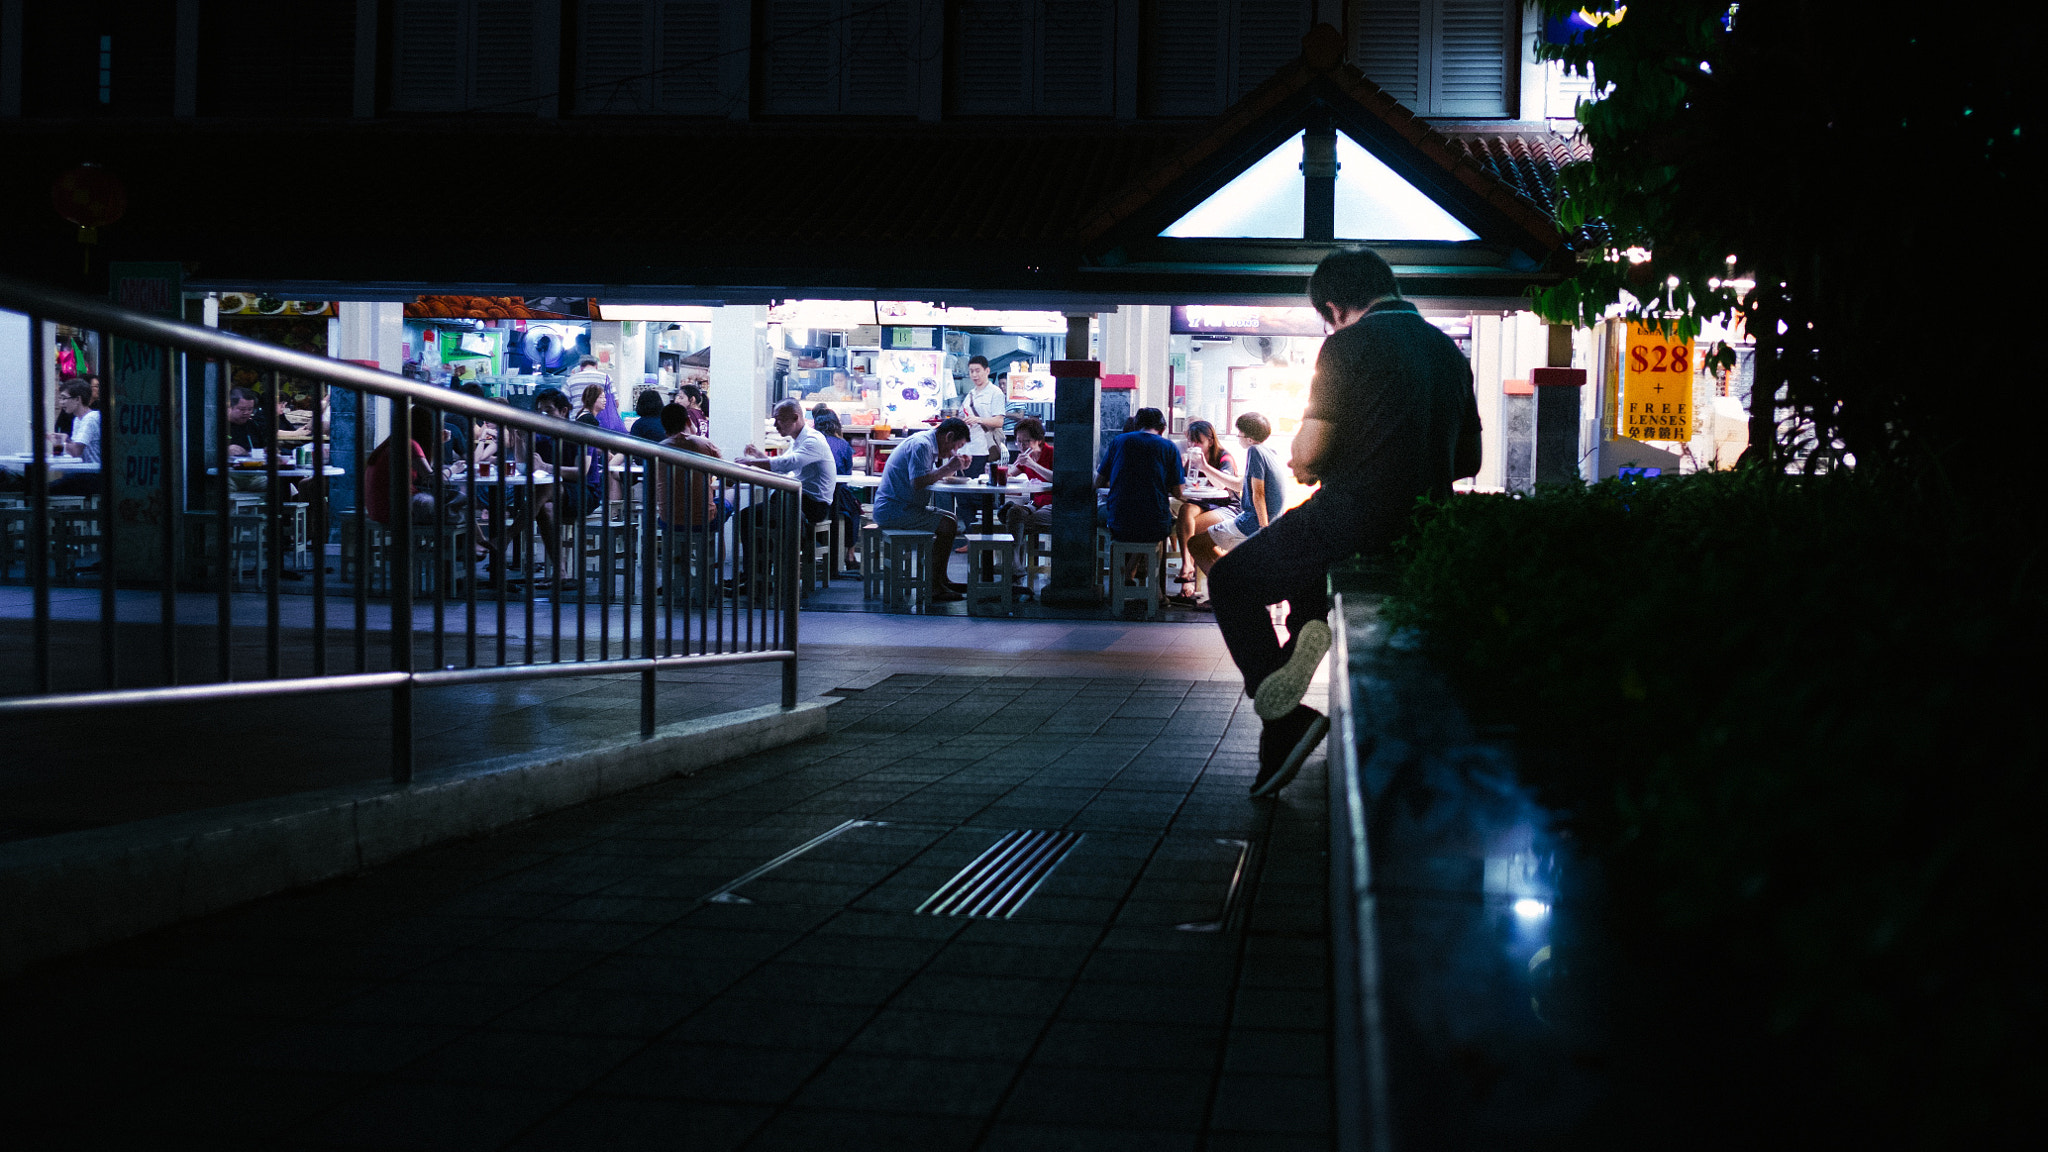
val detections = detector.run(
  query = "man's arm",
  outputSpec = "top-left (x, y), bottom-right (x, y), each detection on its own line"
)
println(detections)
top-left (1250, 476), bottom-right (1270, 527)
top-left (1289, 417), bottom-right (1334, 485)
top-left (1454, 428), bottom-right (1482, 481)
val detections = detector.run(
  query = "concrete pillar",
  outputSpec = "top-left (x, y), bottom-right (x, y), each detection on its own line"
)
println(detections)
top-left (1533, 324), bottom-right (1587, 486)
top-left (1041, 358), bottom-right (1102, 608)
top-left (1302, 123), bottom-right (1337, 243)
top-left (709, 306), bottom-right (767, 455)
top-left (332, 302), bottom-right (404, 514)
top-left (0, 311), bottom-right (28, 455)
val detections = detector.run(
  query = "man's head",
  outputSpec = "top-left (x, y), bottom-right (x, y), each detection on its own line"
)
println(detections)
top-left (227, 387), bottom-right (259, 426)
top-left (772, 398), bottom-right (804, 437)
top-left (57, 378), bottom-right (92, 415)
top-left (577, 356), bottom-right (600, 372)
top-left (1235, 412), bottom-right (1272, 444)
top-left (533, 387), bottom-right (571, 418)
top-left (1134, 407), bottom-right (1167, 433)
top-left (1308, 248), bottom-right (1400, 328)
top-left (660, 403), bottom-right (692, 436)
top-left (933, 417), bottom-right (971, 455)
top-left (636, 389), bottom-right (663, 417)
top-left (967, 355), bottom-right (990, 387)
top-left (1013, 416), bottom-right (1045, 449)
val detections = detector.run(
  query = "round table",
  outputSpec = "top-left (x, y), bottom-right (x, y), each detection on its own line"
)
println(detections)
top-left (930, 477), bottom-right (1052, 531)
top-left (1179, 484), bottom-right (1230, 502)
top-left (838, 473), bottom-right (883, 489)
top-left (207, 465), bottom-right (348, 480)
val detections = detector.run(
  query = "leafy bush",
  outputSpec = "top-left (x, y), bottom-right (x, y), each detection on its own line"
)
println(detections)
top-left (1387, 470), bottom-right (2044, 1145)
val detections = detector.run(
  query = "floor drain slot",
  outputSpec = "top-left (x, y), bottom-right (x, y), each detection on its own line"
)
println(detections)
top-left (1177, 838), bottom-right (1254, 933)
top-left (700, 819), bottom-right (885, 905)
top-left (917, 829), bottom-right (1084, 919)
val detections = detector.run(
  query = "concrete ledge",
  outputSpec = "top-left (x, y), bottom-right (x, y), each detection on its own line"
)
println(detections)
top-left (0, 700), bottom-right (834, 978)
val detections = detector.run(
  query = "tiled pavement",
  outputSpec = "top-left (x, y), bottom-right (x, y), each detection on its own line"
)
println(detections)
top-left (3, 673), bottom-right (1334, 1150)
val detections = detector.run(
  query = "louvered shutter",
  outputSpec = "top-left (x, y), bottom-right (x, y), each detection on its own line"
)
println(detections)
top-left (955, 0), bottom-right (1032, 115)
top-left (1231, 0), bottom-right (1309, 101)
top-left (1543, 57), bottom-right (1595, 120)
top-left (657, 1), bottom-right (723, 113)
top-left (393, 0), bottom-right (466, 111)
top-left (845, 0), bottom-right (913, 113)
top-left (1352, 0), bottom-right (1424, 106)
top-left (1433, 0), bottom-right (1510, 116)
top-left (472, 0), bottom-right (537, 111)
top-left (576, 1), bottom-right (655, 113)
top-left (1039, 1), bottom-right (1114, 115)
top-left (1149, 0), bottom-right (1225, 117)
top-left (763, 0), bottom-right (834, 113)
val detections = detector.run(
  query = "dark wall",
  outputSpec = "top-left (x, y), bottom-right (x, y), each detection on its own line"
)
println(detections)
top-left (22, 1), bottom-right (176, 118)
top-left (198, 1), bottom-right (355, 118)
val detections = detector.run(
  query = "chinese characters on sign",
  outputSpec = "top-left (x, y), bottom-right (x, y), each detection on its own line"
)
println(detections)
top-left (1621, 322), bottom-right (1695, 441)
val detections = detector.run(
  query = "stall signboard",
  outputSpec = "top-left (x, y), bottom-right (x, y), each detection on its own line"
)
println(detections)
top-left (1172, 305), bottom-right (1325, 337)
top-left (767, 300), bottom-right (879, 327)
top-left (1620, 322), bottom-right (1696, 441)
top-left (107, 262), bottom-right (180, 580)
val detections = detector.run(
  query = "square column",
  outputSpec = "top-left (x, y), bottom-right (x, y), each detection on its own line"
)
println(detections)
top-left (1040, 359), bottom-right (1101, 608)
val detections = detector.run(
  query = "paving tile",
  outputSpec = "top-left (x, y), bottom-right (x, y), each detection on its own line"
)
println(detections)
top-left (1032, 1020), bottom-right (1222, 1071)
top-left (669, 999), bottom-right (874, 1051)
top-left (998, 1065), bottom-right (1212, 1131)
top-left (509, 1097), bottom-right (769, 1150)
top-left (722, 961), bottom-right (910, 1006)
top-left (401, 1029), bottom-right (646, 1090)
top-left (980, 1124), bottom-right (1198, 1151)
top-left (1208, 1073), bottom-right (1332, 1135)
top-left (493, 983), bottom-right (705, 1036)
top-left (891, 972), bottom-right (1070, 1018)
top-left (293, 1080), bottom-right (573, 1151)
top-left (846, 1008), bottom-right (1048, 1063)
top-left (596, 1041), bottom-right (830, 1103)
top-left (746, 1107), bottom-right (983, 1152)
top-left (1223, 1027), bottom-right (1329, 1078)
top-left (794, 1053), bottom-right (1019, 1116)
top-left (1060, 981), bottom-right (1230, 1028)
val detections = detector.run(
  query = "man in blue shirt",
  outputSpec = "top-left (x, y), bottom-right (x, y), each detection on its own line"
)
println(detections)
top-left (1095, 406), bottom-right (1183, 545)
top-left (873, 416), bottom-right (972, 603)
top-left (1179, 411), bottom-right (1286, 605)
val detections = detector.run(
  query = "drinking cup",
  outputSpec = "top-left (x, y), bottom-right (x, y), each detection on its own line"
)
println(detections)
top-left (988, 463), bottom-right (1008, 486)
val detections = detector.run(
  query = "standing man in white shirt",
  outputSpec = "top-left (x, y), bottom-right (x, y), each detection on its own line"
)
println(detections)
top-left (959, 355), bottom-right (1007, 481)
top-left (737, 398), bottom-right (838, 595)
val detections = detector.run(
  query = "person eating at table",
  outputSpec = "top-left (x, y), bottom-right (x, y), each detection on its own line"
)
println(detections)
top-left (814, 410), bottom-right (866, 571)
top-left (999, 416), bottom-right (1053, 583)
top-left (47, 379), bottom-right (102, 496)
top-left (1175, 412), bottom-right (1285, 609)
top-left (734, 398), bottom-right (837, 595)
top-left (530, 387), bottom-right (603, 589)
top-left (873, 416), bottom-right (971, 603)
top-left (1096, 406), bottom-right (1183, 584)
top-left (1171, 419), bottom-right (1237, 598)
top-left (225, 386), bottom-right (270, 457)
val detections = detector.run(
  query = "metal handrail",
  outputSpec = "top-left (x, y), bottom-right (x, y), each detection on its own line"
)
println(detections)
top-left (0, 273), bottom-right (807, 786)
top-left (0, 273), bottom-right (798, 494)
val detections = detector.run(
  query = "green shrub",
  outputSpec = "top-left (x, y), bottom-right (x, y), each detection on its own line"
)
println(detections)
top-left (1386, 469), bottom-right (2045, 1144)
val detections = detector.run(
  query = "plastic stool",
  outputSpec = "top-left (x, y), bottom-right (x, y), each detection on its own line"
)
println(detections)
top-left (1108, 538), bottom-right (1166, 620)
top-left (880, 528), bottom-right (933, 612)
top-left (962, 533), bottom-right (1016, 617)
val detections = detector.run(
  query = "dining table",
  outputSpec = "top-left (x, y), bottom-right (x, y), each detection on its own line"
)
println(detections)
top-left (929, 476), bottom-right (1053, 534)
top-left (1, 452), bottom-right (99, 476)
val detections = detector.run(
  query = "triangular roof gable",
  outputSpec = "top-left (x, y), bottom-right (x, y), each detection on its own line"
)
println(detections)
top-left (1080, 27), bottom-right (1563, 265)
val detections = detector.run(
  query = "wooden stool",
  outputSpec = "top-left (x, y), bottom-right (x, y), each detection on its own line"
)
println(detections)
top-left (1108, 538), bottom-right (1167, 620)
top-left (860, 523), bottom-right (885, 600)
top-left (879, 528), bottom-right (933, 612)
top-left (962, 533), bottom-right (1015, 617)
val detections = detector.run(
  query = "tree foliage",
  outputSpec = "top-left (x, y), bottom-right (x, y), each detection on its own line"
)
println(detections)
top-left (1529, 1), bottom-right (2035, 479)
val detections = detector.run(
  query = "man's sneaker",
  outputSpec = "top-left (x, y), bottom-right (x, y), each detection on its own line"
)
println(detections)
top-left (1253, 618), bottom-right (1331, 720)
top-left (1252, 705), bottom-right (1329, 797)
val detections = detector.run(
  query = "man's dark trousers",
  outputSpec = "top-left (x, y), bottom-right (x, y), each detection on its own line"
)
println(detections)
top-left (1207, 483), bottom-right (1373, 694)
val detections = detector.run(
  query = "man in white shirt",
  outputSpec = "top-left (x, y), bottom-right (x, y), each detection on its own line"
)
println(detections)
top-left (959, 355), bottom-right (1007, 480)
top-left (52, 379), bottom-right (100, 463)
top-left (737, 398), bottom-right (839, 595)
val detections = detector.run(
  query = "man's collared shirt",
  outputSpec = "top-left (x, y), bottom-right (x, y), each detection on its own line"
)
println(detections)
top-left (767, 424), bottom-right (837, 504)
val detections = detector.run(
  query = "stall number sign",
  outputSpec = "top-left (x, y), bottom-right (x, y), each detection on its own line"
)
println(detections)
top-left (1621, 323), bottom-right (1695, 441)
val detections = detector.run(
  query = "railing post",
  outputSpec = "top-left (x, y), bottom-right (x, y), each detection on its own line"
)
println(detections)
top-left (390, 394), bottom-right (413, 785)
top-left (29, 317), bottom-right (51, 693)
top-left (783, 489), bottom-right (799, 709)
top-left (641, 455), bottom-right (658, 738)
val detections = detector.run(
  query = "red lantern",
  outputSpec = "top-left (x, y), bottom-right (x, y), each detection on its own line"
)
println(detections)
top-left (52, 164), bottom-right (127, 235)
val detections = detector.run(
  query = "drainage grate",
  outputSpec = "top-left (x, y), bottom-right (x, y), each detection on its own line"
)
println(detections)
top-left (1177, 837), bottom-right (1254, 932)
top-left (700, 819), bottom-right (884, 905)
top-left (917, 829), bottom-right (1085, 919)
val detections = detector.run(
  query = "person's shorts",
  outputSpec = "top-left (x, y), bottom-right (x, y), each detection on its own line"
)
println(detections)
top-left (553, 483), bottom-right (598, 521)
top-left (1207, 517), bottom-right (1252, 548)
top-left (874, 505), bottom-right (955, 533)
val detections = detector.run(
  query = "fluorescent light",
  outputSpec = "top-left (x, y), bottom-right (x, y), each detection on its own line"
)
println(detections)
top-left (1511, 898), bottom-right (1550, 920)
top-left (591, 304), bottom-right (715, 322)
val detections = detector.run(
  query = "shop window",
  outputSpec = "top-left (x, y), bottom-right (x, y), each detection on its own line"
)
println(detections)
top-left (197, 2), bottom-right (353, 118)
top-left (390, 0), bottom-right (549, 114)
top-left (1349, 0), bottom-right (1516, 117)
top-left (952, 1), bottom-right (1114, 117)
top-left (1161, 129), bottom-right (1478, 240)
top-left (760, 0), bottom-right (915, 116)
top-left (1144, 0), bottom-right (1314, 118)
top-left (573, 0), bottom-right (724, 115)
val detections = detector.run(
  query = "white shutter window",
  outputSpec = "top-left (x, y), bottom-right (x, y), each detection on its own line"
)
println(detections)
top-left (576, 1), bottom-right (656, 114)
top-left (392, 0), bottom-right (467, 112)
top-left (956, 1), bottom-right (1033, 115)
top-left (1038, 1), bottom-right (1114, 115)
top-left (472, 0), bottom-right (537, 111)
top-left (1433, 0), bottom-right (1510, 116)
top-left (845, 0), bottom-right (913, 113)
top-left (1352, 0), bottom-right (1425, 106)
top-left (658, 1), bottom-right (724, 114)
top-left (1543, 56), bottom-right (1594, 121)
top-left (762, 0), bottom-right (835, 113)
top-left (1231, 0), bottom-right (1311, 102)
top-left (1149, 0), bottom-right (1226, 117)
